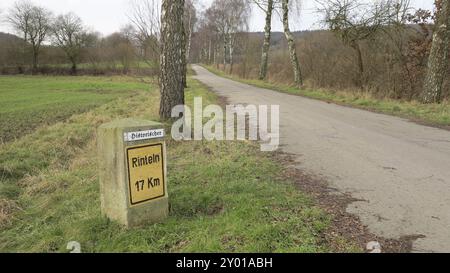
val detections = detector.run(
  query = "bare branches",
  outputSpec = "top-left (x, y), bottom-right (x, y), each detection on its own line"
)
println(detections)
top-left (319, 0), bottom-right (411, 44)
top-left (27, 7), bottom-right (52, 52)
top-left (7, 0), bottom-right (33, 41)
top-left (318, 0), bottom-right (411, 87)
top-left (128, 0), bottom-right (161, 41)
top-left (127, 0), bottom-right (162, 65)
top-left (252, 0), bottom-right (274, 13)
top-left (7, 0), bottom-right (53, 70)
top-left (204, 0), bottom-right (251, 72)
top-left (51, 13), bottom-right (90, 74)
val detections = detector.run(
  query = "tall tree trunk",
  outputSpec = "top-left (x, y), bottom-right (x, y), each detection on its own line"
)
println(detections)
top-left (186, 11), bottom-right (193, 63)
top-left (70, 57), bottom-right (77, 75)
top-left (259, 0), bottom-right (274, 80)
top-left (422, 0), bottom-right (450, 104)
top-left (183, 8), bottom-right (193, 88)
top-left (282, 0), bottom-right (303, 86)
top-left (223, 37), bottom-right (227, 69)
top-left (160, 0), bottom-right (186, 120)
top-left (30, 40), bottom-right (39, 73)
top-left (32, 48), bottom-right (38, 74)
top-left (208, 39), bottom-right (212, 64)
top-left (351, 41), bottom-right (364, 88)
top-left (182, 25), bottom-right (187, 88)
top-left (19, 33), bottom-right (28, 74)
top-left (229, 34), bottom-right (234, 74)
top-left (215, 48), bottom-right (219, 68)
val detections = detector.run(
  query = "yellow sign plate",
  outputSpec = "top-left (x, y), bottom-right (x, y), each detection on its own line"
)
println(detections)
top-left (126, 143), bottom-right (165, 206)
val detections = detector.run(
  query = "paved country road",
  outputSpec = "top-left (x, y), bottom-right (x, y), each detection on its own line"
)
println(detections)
top-left (192, 65), bottom-right (450, 253)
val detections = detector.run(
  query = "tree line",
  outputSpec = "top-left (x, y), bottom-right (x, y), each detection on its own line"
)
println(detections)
top-left (0, 0), bottom-right (196, 120)
top-left (1, 0), bottom-right (449, 111)
top-left (0, 0), bottom-right (196, 77)
top-left (4, 1), bottom-right (92, 74)
top-left (192, 0), bottom-right (450, 104)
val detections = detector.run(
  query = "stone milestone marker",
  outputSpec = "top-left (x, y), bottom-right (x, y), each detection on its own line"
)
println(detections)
top-left (97, 118), bottom-right (168, 227)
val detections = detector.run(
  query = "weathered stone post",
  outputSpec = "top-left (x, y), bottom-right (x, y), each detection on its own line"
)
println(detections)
top-left (97, 118), bottom-right (168, 227)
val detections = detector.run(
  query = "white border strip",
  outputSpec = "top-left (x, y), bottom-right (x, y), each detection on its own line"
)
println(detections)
top-left (124, 129), bottom-right (165, 142)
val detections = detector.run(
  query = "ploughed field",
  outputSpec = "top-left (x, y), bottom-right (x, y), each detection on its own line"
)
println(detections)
top-left (0, 75), bottom-right (357, 253)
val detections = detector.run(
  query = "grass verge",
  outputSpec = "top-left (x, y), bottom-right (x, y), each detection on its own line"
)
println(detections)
top-left (0, 75), bottom-right (150, 143)
top-left (0, 76), bottom-right (359, 253)
top-left (203, 66), bottom-right (450, 128)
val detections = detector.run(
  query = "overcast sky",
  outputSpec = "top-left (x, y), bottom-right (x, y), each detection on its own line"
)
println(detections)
top-left (0, 0), bottom-right (435, 35)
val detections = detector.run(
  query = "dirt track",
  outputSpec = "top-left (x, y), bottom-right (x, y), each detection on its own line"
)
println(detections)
top-left (193, 65), bottom-right (450, 253)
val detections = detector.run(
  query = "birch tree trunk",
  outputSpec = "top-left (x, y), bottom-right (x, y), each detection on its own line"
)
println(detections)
top-left (259, 0), bottom-right (274, 80)
top-left (182, 23), bottom-right (187, 88)
top-left (214, 47), bottom-right (218, 68)
top-left (186, 11), bottom-right (193, 63)
top-left (422, 0), bottom-right (450, 104)
top-left (183, 8), bottom-right (193, 88)
top-left (282, 0), bottom-right (303, 86)
top-left (223, 37), bottom-right (227, 68)
top-left (160, 0), bottom-right (186, 120)
top-left (229, 34), bottom-right (234, 74)
top-left (350, 41), bottom-right (364, 88)
top-left (208, 39), bottom-right (212, 64)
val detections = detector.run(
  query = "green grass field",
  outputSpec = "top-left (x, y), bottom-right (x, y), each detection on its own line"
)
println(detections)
top-left (0, 76), bottom-right (151, 143)
top-left (0, 75), bottom-right (358, 253)
top-left (204, 66), bottom-right (450, 127)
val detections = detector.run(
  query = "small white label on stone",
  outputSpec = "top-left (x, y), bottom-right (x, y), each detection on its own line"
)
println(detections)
top-left (124, 129), bottom-right (165, 142)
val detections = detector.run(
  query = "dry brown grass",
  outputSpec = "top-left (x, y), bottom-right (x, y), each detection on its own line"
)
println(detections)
top-left (0, 199), bottom-right (21, 228)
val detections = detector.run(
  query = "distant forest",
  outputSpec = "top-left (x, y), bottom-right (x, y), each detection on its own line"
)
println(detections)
top-left (0, 0), bottom-right (449, 103)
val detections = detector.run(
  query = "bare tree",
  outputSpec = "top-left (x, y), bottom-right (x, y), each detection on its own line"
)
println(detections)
top-left (422, 0), bottom-right (450, 103)
top-left (6, 0), bottom-right (33, 72)
top-left (254, 0), bottom-right (275, 80)
top-left (194, 9), bottom-right (220, 65)
top-left (128, 0), bottom-right (161, 67)
top-left (8, 1), bottom-right (53, 72)
top-left (28, 6), bottom-right (52, 72)
top-left (319, 0), bottom-right (407, 88)
top-left (185, 0), bottom-right (197, 63)
top-left (101, 30), bottom-right (137, 73)
top-left (204, 2), bottom-right (228, 67)
top-left (227, 0), bottom-right (250, 74)
top-left (379, 0), bottom-right (416, 98)
top-left (51, 13), bottom-right (90, 74)
top-left (159, 0), bottom-right (186, 120)
top-left (282, 0), bottom-right (303, 86)
top-left (207, 0), bottom-right (250, 73)
top-left (209, 0), bottom-right (231, 69)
